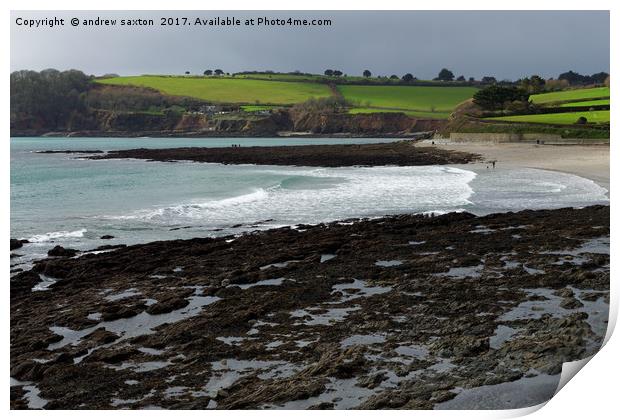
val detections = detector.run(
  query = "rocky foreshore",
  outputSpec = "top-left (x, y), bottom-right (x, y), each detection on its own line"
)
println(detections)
top-left (84, 142), bottom-right (480, 167)
top-left (10, 206), bottom-right (609, 409)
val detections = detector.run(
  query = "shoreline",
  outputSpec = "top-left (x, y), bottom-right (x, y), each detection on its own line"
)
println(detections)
top-left (425, 141), bottom-right (610, 191)
top-left (10, 139), bottom-right (611, 409)
top-left (10, 206), bottom-right (610, 409)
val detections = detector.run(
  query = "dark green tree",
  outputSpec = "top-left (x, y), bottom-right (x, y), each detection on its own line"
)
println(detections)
top-left (473, 85), bottom-right (529, 110)
top-left (436, 68), bottom-right (455, 81)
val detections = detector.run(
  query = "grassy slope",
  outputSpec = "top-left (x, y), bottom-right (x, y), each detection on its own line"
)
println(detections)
top-left (348, 108), bottom-right (451, 119)
top-left (559, 99), bottom-right (610, 107)
top-left (96, 76), bottom-right (332, 105)
top-left (338, 85), bottom-right (478, 112)
top-left (530, 87), bottom-right (610, 104)
top-left (487, 110), bottom-right (610, 124)
top-left (239, 105), bottom-right (280, 111)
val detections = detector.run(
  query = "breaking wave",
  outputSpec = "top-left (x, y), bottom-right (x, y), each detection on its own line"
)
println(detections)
top-left (28, 228), bottom-right (87, 243)
top-left (101, 166), bottom-right (477, 226)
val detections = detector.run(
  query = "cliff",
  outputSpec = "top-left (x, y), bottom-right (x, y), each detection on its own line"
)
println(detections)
top-left (11, 109), bottom-right (445, 138)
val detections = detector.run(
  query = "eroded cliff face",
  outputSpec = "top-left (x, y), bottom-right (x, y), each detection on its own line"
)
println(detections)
top-left (289, 111), bottom-right (444, 135)
top-left (11, 109), bottom-right (444, 137)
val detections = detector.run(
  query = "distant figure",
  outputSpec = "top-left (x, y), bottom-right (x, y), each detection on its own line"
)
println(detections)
top-left (492, 160), bottom-right (496, 169)
top-left (432, 141), bottom-right (435, 145)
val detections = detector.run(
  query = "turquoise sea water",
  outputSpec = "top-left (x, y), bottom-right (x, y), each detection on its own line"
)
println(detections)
top-left (11, 137), bottom-right (609, 269)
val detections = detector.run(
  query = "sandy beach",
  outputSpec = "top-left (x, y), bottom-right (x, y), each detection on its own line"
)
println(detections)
top-left (425, 141), bottom-right (610, 191)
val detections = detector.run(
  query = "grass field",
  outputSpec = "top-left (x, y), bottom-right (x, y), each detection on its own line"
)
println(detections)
top-left (487, 110), bottom-right (610, 124)
top-left (96, 76), bottom-right (332, 105)
top-left (530, 87), bottom-right (610, 104)
top-left (240, 105), bottom-right (281, 112)
top-left (338, 85), bottom-right (478, 113)
top-left (559, 99), bottom-right (610, 107)
top-left (348, 108), bottom-right (452, 119)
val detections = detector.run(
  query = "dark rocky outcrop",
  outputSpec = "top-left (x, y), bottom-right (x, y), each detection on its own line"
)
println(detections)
top-left (47, 246), bottom-right (79, 257)
top-left (11, 238), bottom-right (28, 250)
top-left (10, 206), bottom-right (609, 409)
top-left (87, 142), bottom-right (480, 167)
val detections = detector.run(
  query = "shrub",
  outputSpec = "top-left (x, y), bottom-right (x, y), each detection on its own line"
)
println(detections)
top-left (291, 96), bottom-right (348, 114)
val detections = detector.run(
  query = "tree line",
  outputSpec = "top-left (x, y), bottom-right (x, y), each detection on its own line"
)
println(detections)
top-left (11, 69), bottom-right (92, 130)
top-left (190, 67), bottom-right (609, 89)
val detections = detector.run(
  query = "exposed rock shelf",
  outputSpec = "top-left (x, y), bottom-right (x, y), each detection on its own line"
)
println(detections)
top-left (10, 206), bottom-right (609, 409)
top-left (86, 142), bottom-right (480, 167)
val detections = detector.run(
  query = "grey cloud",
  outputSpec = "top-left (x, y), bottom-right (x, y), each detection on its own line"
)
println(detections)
top-left (11, 10), bottom-right (610, 80)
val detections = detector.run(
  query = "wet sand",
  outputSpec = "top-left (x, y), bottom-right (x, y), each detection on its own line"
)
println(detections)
top-left (425, 141), bottom-right (610, 191)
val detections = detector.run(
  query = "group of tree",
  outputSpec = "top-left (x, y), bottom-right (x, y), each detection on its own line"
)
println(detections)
top-left (85, 83), bottom-right (204, 114)
top-left (480, 76), bottom-right (497, 84)
top-left (434, 68), bottom-right (455, 81)
top-left (558, 70), bottom-right (609, 86)
top-left (324, 69), bottom-right (344, 77)
top-left (518, 75), bottom-right (546, 94)
top-left (202, 69), bottom-right (224, 76)
top-left (473, 85), bottom-right (530, 111)
top-left (11, 69), bottom-right (92, 129)
top-left (291, 96), bottom-right (348, 114)
top-left (432, 69), bottom-right (491, 84)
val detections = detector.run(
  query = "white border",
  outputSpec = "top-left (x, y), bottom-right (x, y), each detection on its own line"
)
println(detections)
top-left (4, 1), bottom-right (616, 419)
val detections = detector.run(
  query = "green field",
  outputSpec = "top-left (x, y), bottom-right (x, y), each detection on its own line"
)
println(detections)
top-left (348, 108), bottom-right (451, 119)
top-left (559, 99), bottom-right (610, 107)
top-left (530, 87), bottom-right (610, 104)
top-left (338, 85), bottom-right (478, 113)
top-left (487, 110), bottom-right (610, 124)
top-left (240, 105), bottom-right (280, 112)
top-left (96, 76), bottom-right (332, 105)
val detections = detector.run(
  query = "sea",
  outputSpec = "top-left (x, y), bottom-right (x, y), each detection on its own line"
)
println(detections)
top-left (10, 137), bottom-right (609, 269)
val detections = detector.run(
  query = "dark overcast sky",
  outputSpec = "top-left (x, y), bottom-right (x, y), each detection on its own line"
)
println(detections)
top-left (11, 10), bottom-right (609, 80)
